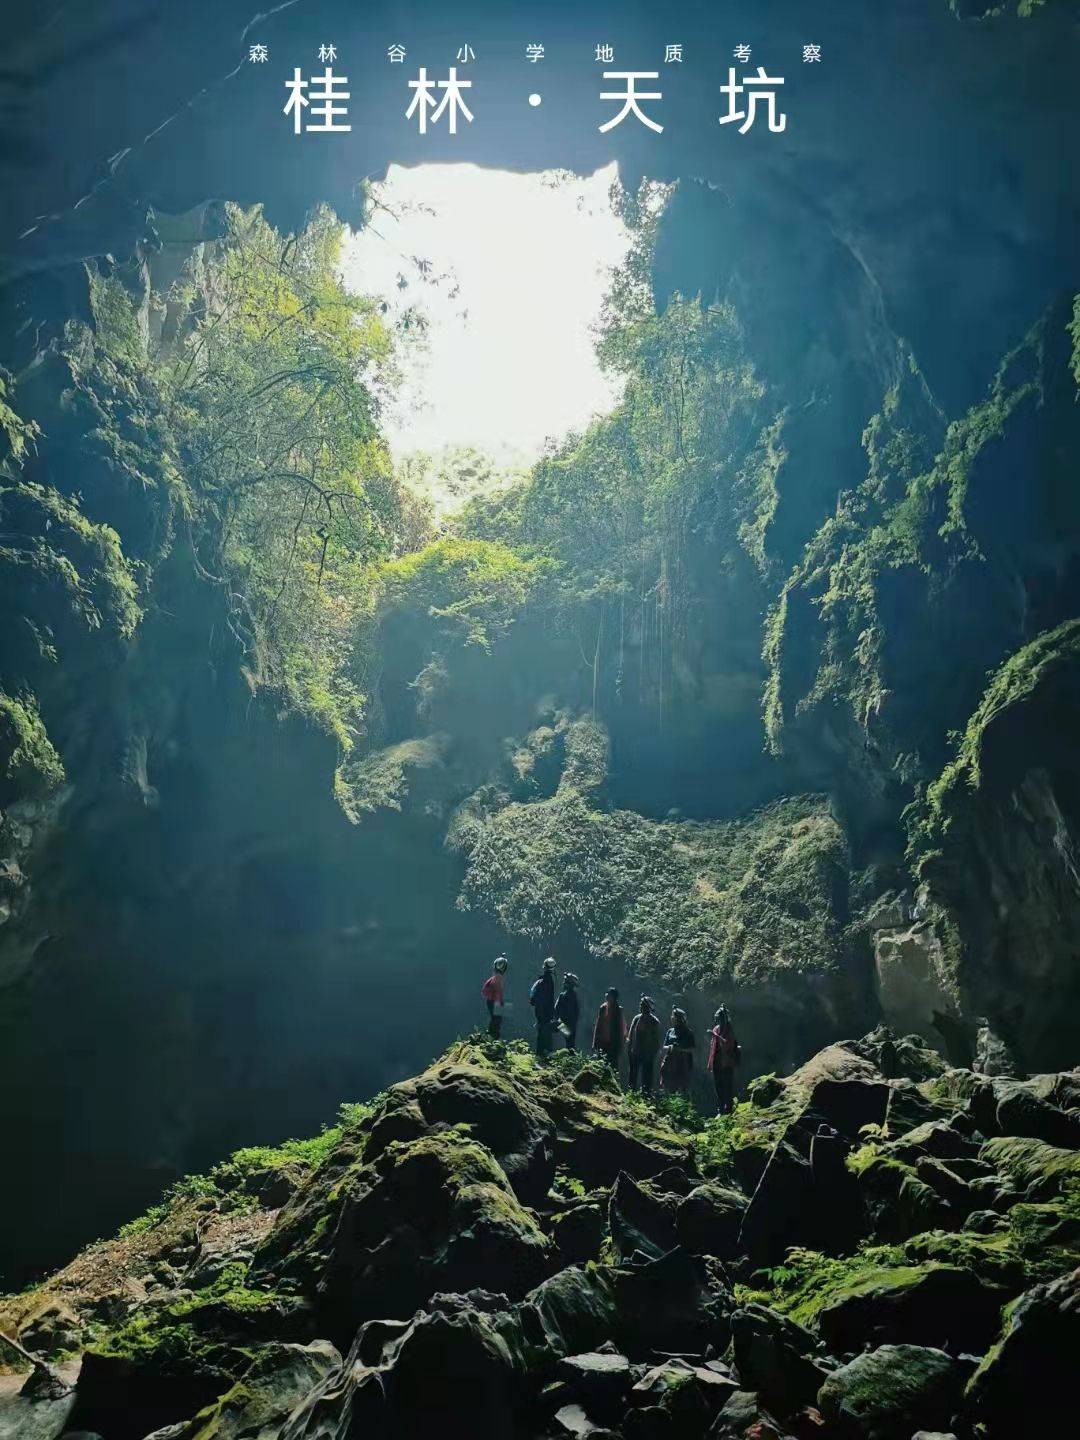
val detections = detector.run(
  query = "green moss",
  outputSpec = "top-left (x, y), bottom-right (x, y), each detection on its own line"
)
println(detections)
top-left (764, 318), bottom-right (1047, 763)
top-left (0, 690), bottom-right (64, 796)
top-left (452, 744), bottom-right (847, 991)
top-left (980, 1135), bottom-right (1080, 1190)
top-left (93, 1310), bottom-right (232, 1379)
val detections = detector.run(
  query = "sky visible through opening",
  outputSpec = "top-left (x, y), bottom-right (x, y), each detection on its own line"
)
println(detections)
top-left (341, 163), bottom-right (631, 486)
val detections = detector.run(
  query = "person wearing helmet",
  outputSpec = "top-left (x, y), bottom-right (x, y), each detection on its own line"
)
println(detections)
top-left (660, 1007), bottom-right (696, 1094)
top-left (481, 955), bottom-right (509, 1038)
top-left (554, 971), bottom-right (581, 1050)
top-left (530, 956), bottom-right (557, 1055)
top-left (592, 987), bottom-right (628, 1072)
top-left (627, 995), bottom-right (662, 1093)
top-left (708, 1004), bottom-right (741, 1114)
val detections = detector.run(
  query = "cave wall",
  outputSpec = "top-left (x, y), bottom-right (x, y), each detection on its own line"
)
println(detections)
top-left (1, 0), bottom-right (1078, 1283)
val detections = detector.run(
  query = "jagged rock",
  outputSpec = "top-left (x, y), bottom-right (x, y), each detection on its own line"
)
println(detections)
top-left (913, 1158), bottom-right (977, 1218)
top-left (17, 1301), bottom-right (82, 1357)
top-left (809, 1125), bottom-right (865, 1255)
top-left (812, 1263), bottom-right (1003, 1355)
top-left (993, 1086), bottom-right (1080, 1149)
top-left (519, 1266), bottom-right (618, 1363)
top-left (153, 1340), bottom-right (341, 1439)
top-left (556, 1106), bottom-right (692, 1190)
top-left (650, 1166), bottom-right (699, 1197)
top-left (629, 1358), bottom-right (737, 1436)
top-left (973, 1023), bottom-right (1021, 1079)
top-left (738, 1133), bottom-right (814, 1264)
top-left (621, 1407), bottom-right (672, 1440)
top-left (979, 1134), bottom-right (1080, 1197)
top-left (258, 1127), bottom-right (551, 1337)
top-left (353, 1316), bottom-right (412, 1365)
top-left (556, 1350), bottom-right (632, 1419)
top-left (383, 1051), bottom-right (557, 1204)
top-left (0, 1371), bottom-right (77, 1440)
top-left (804, 1077), bottom-right (889, 1139)
top-left (888, 1120), bottom-right (980, 1166)
top-left (553, 1402), bottom-right (615, 1437)
top-left (69, 1348), bottom-right (226, 1440)
top-left (817, 1345), bottom-right (964, 1439)
top-left (882, 1079), bottom-right (943, 1137)
top-left (707, 1388), bottom-right (793, 1438)
top-left (363, 1099), bottom-right (428, 1159)
top-left (675, 1184), bottom-right (747, 1259)
top-left (966, 1266), bottom-right (1080, 1434)
top-left (380, 1305), bottom-right (527, 1440)
top-left (853, 1169), bottom-right (950, 1239)
top-left (729, 1304), bottom-right (830, 1418)
top-left (610, 1248), bottom-right (732, 1356)
top-left (608, 1173), bottom-right (678, 1261)
top-left (551, 1204), bottom-right (607, 1266)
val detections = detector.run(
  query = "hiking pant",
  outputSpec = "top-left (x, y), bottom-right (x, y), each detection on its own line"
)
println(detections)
top-left (714, 1067), bottom-right (735, 1115)
top-left (562, 1027), bottom-right (577, 1051)
top-left (486, 1001), bottom-right (503, 1040)
top-left (601, 1042), bottom-right (622, 1073)
top-left (629, 1053), bottom-right (656, 1094)
top-left (536, 1019), bottom-right (554, 1056)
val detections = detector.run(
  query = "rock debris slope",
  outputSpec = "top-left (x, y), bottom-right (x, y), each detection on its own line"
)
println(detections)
top-left (2, 1029), bottom-right (1078, 1438)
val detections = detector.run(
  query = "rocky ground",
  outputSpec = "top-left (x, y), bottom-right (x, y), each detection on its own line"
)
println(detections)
top-left (2, 1029), bottom-right (1078, 1439)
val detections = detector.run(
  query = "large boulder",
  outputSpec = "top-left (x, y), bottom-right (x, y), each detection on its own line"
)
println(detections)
top-left (628, 1357), bottom-right (738, 1435)
top-left (555, 1349), bottom-right (633, 1421)
top-left (609, 1248), bottom-right (731, 1357)
top-left (380, 1305), bottom-right (527, 1440)
top-left (258, 1128), bottom-right (551, 1340)
top-left (554, 1093), bottom-right (692, 1190)
top-left (993, 1086), bottom-right (1080, 1150)
top-left (817, 1345), bottom-right (964, 1439)
top-left (518, 1266), bottom-right (618, 1364)
top-left (979, 1134), bottom-right (1080, 1197)
top-left (729, 1303), bottom-right (830, 1418)
top-left (608, 1173), bottom-right (678, 1262)
top-left (967, 1266), bottom-right (1080, 1434)
top-left (376, 1048), bottom-right (557, 1204)
top-left (0, 1371), bottom-right (77, 1440)
top-left (738, 1133), bottom-right (815, 1264)
top-left (550, 1203), bottom-right (607, 1266)
top-left (707, 1387), bottom-right (794, 1439)
top-left (158, 1340), bottom-right (341, 1439)
top-left (812, 1262), bottom-right (1004, 1356)
top-left (675, 1184), bottom-right (746, 1259)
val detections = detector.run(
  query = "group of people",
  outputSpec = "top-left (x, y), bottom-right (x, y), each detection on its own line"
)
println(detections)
top-left (480, 954), bottom-right (742, 1114)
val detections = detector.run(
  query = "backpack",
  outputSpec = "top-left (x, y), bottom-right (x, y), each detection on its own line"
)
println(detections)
top-left (529, 978), bottom-right (543, 1007)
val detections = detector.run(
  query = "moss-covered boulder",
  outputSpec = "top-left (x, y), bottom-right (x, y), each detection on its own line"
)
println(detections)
top-left (967, 1266), bottom-right (1080, 1436)
top-left (373, 1044), bottom-right (557, 1204)
top-left (608, 1172), bottom-right (679, 1261)
top-left (729, 1302), bottom-right (830, 1419)
top-left (980, 1134), bottom-right (1080, 1197)
top-left (256, 1127), bottom-right (551, 1339)
top-left (518, 1265), bottom-right (618, 1364)
top-left (675, 1183), bottom-right (747, 1259)
top-left (380, 1305), bottom-right (529, 1440)
top-left (810, 1260), bottom-right (1004, 1355)
top-left (818, 1344), bottom-right (964, 1439)
top-left (157, 1340), bottom-right (341, 1440)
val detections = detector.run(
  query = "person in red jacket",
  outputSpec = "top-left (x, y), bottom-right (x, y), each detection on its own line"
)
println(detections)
top-left (708, 1005), bottom-right (741, 1114)
top-left (592, 987), bottom-right (627, 1072)
top-left (481, 955), bottom-right (509, 1038)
